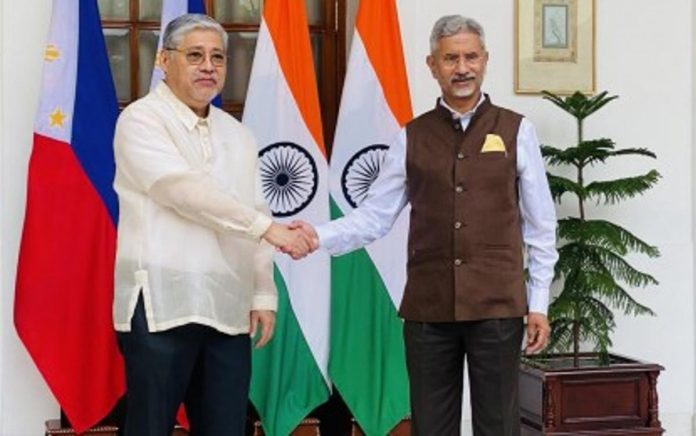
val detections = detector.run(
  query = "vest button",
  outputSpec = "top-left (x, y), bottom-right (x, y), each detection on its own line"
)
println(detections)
top-left (454, 258), bottom-right (463, 266)
top-left (453, 122), bottom-right (461, 130)
top-left (457, 152), bottom-right (465, 160)
top-left (455, 185), bottom-right (464, 193)
top-left (454, 221), bottom-right (462, 229)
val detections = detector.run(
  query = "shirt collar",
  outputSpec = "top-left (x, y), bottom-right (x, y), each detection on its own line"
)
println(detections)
top-left (438, 92), bottom-right (486, 120)
top-left (155, 81), bottom-right (210, 131)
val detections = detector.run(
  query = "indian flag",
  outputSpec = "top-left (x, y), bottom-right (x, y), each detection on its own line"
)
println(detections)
top-left (328, 0), bottom-right (413, 434)
top-left (243, 1), bottom-right (330, 435)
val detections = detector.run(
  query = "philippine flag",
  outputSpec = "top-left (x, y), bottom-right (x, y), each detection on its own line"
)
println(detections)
top-left (14, 0), bottom-right (125, 432)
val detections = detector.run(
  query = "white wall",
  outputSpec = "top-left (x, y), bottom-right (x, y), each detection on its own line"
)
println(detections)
top-left (0, 1), bottom-right (694, 435)
top-left (692, 0), bottom-right (696, 430)
top-left (1, 1), bottom-right (59, 436)
top-left (0, 0), bottom-right (4, 434)
top-left (396, 0), bottom-right (694, 434)
top-left (594, 1), bottom-right (693, 433)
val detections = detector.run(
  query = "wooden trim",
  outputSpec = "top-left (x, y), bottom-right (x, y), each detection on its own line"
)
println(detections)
top-left (334, 0), bottom-right (346, 151)
top-left (648, 371), bottom-right (661, 428)
top-left (101, 21), bottom-right (159, 29)
top-left (130, 0), bottom-right (138, 21)
top-left (319, 0), bottom-right (336, 147)
top-left (130, 24), bottom-right (139, 100)
top-left (317, 0), bottom-right (346, 151)
top-left (220, 23), bottom-right (261, 32)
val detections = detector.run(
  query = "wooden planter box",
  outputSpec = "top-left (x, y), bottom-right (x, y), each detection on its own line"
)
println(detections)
top-left (519, 353), bottom-right (664, 435)
top-left (351, 417), bottom-right (411, 435)
top-left (47, 418), bottom-right (319, 436)
top-left (251, 418), bottom-right (320, 436)
top-left (45, 419), bottom-right (188, 436)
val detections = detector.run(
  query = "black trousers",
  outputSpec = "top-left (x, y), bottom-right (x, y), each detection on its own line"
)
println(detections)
top-left (404, 318), bottom-right (524, 436)
top-left (117, 297), bottom-right (251, 436)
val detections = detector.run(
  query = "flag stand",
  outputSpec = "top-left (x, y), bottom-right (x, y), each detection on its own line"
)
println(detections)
top-left (59, 397), bottom-right (126, 429)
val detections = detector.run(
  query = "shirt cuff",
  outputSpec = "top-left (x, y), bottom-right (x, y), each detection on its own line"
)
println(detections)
top-left (252, 294), bottom-right (277, 312)
top-left (315, 223), bottom-right (347, 256)
top-left (527, 286), bottom-right (550, 315)
top-left (315, 224), bottom-right (332, 252)
top-left (250, 214), bottom-right (273, 240)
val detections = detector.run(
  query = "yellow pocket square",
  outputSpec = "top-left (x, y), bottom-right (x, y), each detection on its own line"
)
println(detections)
top-left (480, 134), bottom-right (507, 153)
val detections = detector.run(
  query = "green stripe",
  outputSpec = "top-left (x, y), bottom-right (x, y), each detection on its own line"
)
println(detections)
top-left (329, 198), bottom-right (410, 435)
top-left (250, 265), bottom-right (329, 436)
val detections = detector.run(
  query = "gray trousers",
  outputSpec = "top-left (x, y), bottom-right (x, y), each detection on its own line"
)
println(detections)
top-left (404, 318), bottom-right (524, 436)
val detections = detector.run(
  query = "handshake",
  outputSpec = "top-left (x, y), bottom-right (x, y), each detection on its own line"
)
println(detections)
top-left (262, 220), bottom-right (319, 260)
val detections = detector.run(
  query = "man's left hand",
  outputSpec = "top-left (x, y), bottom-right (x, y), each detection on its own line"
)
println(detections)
top-left (250, 310), bottom-right (276, 348)
top-left (525, 312), bottom-right (550, 354)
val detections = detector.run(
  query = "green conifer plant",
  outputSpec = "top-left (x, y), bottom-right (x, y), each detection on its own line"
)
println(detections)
top-left (540, 90), bottom-right (661, 366)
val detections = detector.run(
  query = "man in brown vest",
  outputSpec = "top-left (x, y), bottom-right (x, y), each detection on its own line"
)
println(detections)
top-left (292, 15), bottom-right (558, 436)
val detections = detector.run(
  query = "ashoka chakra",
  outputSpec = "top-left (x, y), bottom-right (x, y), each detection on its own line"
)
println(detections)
top-left (258, 142), bottom-right (318, 217)
top-left (341, 144), bottom-right (389, 209)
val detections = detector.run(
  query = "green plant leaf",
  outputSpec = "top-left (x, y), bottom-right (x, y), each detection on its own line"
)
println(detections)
top-left (577, 139), bottom-right (613, 164)
top-left (558, 218), bottom-right (660, 257)
top-left (547, 317), bottom-right (574, 352)
top-left (573, 269), bottom-right (655, 317)
top-left (542, 140), bottom-right (611, 167)
top-left (586, 170), bottom-right (661, 204)
top-left (553, 243), bottom-right (656, 316)
top-left (578, 296), bottom-right (614, 354)
top-left (543, 141), bottom-right (657, 169)
top-left (608, 147), bottom-right (657, 159)
top-left (588, 245), bottom-right (659, 288)
top-left (541, 91), bottom-right (571, 114)
top-left (557, 242), bottom-right (657, 287)
top-left (547, 174), bottom-right (585, 203)
top-left (542, 90), bottom-right (619, 121)
top-left (541, 145), bottom-right (577, 166)
top-left (580, 91), bottom-right (619, 119)
top-left (540, 89), bottom-right (659, 361)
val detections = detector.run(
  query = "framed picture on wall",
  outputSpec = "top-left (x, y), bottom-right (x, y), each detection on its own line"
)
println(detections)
top-left (515, 0), bottom-right (595, 94)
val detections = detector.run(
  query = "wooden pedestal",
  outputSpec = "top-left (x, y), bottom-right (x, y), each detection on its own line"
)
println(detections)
top-left (519, 353), bottom-right (664, 436)
top-left (251, 418), bottom-right (320, 435)
top-left (45, 419), bottom-right (188, 436)
top-left (351, 417), bottom-right (411, 435)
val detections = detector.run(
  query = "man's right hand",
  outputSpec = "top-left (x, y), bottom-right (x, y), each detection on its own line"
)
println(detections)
top-left (262, 222), bottom-right (317, 259)
top-left (525, 312), bottom-right (551, 354)
top-left (288, 220), bottom-right (319, 253)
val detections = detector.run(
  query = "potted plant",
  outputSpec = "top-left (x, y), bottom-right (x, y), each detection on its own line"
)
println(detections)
top-left (519, 91), bottom-right (665, 436)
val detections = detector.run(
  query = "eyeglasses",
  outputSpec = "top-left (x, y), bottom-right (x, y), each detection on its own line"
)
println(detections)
top-left (441, 53), bottom-right (484, 68)
top-left (165, 47), bottom-right (226, 67)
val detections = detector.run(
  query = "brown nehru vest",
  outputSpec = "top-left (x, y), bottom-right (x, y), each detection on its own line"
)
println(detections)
top-left (400, 96), bottom-right (526, 322)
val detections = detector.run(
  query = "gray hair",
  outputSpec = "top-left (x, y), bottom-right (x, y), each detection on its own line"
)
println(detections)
top-left (162, 13), bottom-right (228, 50)
top-left (429, 15), bottom-right (485, 53)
